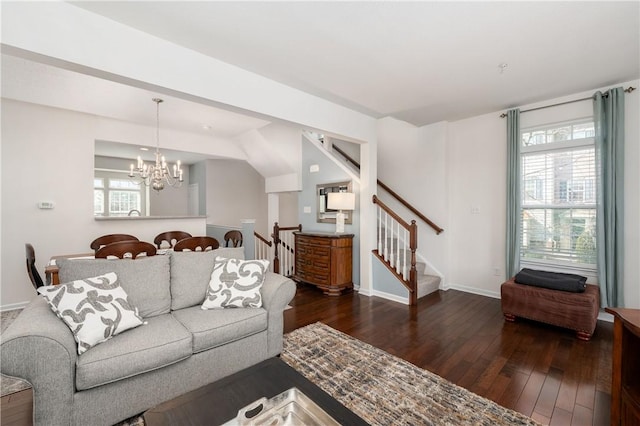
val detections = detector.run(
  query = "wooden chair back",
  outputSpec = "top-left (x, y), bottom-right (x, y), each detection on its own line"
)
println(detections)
top-left (154, 231), bottom-right (192, 249)
top-left (95, 241), bottom-right (157, 259)
top-left (224, 230), bottom-right (243, 247)
top-left (173, 236), bottom-right (220, 252)
top-left (25, 243), bottom-right (45, 289)
top-left (90, 234), bottom-right (139, 253)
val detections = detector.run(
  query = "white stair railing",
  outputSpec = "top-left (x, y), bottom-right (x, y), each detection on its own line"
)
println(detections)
top-left (254, 231), bottom-right (274, 272)
top-left (373, 195), bottom-right (418, 305)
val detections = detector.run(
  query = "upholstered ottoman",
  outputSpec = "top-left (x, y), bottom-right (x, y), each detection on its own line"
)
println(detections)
top-left (500, 278), bottom-right (600, 340)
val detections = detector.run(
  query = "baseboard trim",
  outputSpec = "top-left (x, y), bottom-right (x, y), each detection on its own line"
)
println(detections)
top-left (370, 289), bottom-right (409, 305)
top-left (443, 283), bottom-right (501, 299)
top-left (597, 311), bottom-right (613, 323)
top-left (1, 301), bottom-right (30, 312)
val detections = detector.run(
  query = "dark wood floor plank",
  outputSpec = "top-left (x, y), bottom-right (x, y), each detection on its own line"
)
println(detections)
top-left (497, 370), bottom-right (530, 410)
top-left (549, 406), bottom-right (573, 426)
top-left (571, 403), bottom-right (593, 426)
top-left (592, 390), bottom-right (611, 426)
top-left (533, 367), bottom-right (563, 418)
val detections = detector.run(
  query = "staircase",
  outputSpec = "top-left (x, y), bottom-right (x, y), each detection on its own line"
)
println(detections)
top-left (305, 131), bottom-right (444, 305)
top-left (377, 230), bottom-right (441, 302)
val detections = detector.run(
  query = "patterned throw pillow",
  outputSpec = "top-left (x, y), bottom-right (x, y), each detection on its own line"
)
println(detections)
top-left (202, 257), bottom-right (269, 309)
top-left (37, 272), bottom-right (145, 354)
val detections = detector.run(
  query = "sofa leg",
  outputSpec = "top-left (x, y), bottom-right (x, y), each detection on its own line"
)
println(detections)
top-left (504, 313), bottom-right (516, 322)
top-left (576, 331), bottom-right (592, 341)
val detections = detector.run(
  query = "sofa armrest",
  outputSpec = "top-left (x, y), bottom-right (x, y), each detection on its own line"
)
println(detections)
top-left (260, 272), bottom-right (296, 356)
top-left (1, 297), bottom-right (78, 425)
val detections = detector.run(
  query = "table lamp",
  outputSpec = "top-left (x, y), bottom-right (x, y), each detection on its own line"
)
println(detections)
top-left (327, 192), bottom-right (355, 233)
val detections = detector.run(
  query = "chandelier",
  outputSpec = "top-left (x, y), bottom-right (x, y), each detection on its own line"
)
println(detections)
top-left (129, 98), bottom-right (183, 192)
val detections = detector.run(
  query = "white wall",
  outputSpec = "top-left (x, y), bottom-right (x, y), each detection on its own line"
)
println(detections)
top-left (278, 192), bottom-right (299, 228)
top-left (204, 159), bottom-right (269, 236)
top-left (0, 99), bottom-right (229, 309)
top-left (447, 112), bottom-right (508, 297)
top-left (446, 80), bottom-right (640, 308)
top-left (376, 117), bottom-right (450, 282)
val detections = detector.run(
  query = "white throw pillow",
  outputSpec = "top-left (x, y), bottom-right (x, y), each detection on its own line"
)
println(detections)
top-left (37, 272), bottom-right (145, 354)
top-left (202, 257), bottom-right (269, 309)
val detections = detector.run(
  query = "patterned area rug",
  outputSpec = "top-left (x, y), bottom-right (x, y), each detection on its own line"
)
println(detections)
top-left (281, 322), bottom-right (540, 426)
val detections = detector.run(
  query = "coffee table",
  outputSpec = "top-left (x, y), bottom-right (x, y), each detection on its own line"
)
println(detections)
top-left (143, 357), bottom-right (367, 425)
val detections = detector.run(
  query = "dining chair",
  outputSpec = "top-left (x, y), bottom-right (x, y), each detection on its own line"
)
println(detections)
top-left (25, 243), bottom-right (45, 290)
top-left (90, 234), bottom-right (139, 253)
top-left (223, 230), bottom-right (243, 248)
top-left (154, 231), bottom-right (192, 249)
top-left (95, 241), bottom-right (157, 259)
top-left (173, 236), bottom-right (220, 252)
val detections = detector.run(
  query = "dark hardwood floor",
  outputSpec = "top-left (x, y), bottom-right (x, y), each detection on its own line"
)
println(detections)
top-left (285, 284), bottom-right (613, 426)
top-left (1, 284), bottom-right (613, 426)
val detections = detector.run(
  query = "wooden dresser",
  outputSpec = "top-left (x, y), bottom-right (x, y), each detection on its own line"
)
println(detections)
top-left (293, 231), bottom-right (353, 296)
top-left (605, 307), bottom-right (640, 425)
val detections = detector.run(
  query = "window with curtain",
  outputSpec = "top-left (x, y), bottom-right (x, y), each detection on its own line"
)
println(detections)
top-left (520, 119), bottom-right (597, 271)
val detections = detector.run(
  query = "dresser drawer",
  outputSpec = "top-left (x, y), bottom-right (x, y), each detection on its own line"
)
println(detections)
top-left (296, 236), bottom-right (332, 247)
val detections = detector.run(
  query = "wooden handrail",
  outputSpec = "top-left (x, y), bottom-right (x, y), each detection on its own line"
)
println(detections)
top-left (333, 144), bottom-right (444, 235)
top-left (377, 181), bottom-right (444, 235)
top-left (254, 231), bottom-right (272, 247)
top-left (372, 195), bottom-right (411, 230)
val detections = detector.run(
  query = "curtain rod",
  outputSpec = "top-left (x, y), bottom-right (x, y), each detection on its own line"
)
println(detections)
top-left (499, 86), bottom-right (636, 118)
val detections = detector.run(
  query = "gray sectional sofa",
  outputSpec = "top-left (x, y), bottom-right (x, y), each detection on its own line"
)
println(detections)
top-left (1, 248), bottom-right (296, 426)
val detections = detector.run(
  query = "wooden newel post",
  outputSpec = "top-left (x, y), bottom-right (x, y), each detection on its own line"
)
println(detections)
top-left (409, 220), bottom-right (418, 306)
top-left (272, 222), bottom-right (280, 274)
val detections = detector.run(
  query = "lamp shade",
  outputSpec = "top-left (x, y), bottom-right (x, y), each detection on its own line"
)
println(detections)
top-left (327, 192), bottom-right (355, 211)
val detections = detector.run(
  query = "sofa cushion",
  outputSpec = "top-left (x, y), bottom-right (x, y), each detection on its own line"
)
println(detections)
top-left (58, 256), bottom-right (171, 318)
top-left (213, 247), bottom-right (245, 260)
top-left (170, 248), bottom-right (246, 310)
top-left (171, 305), bottom-right (267, 353)
top-left (202, 257), bottom-right (269, 309)
top-left (37, 272), bottom-right (145, 355)
top-left (170, 251), bottom-right (216, 310)
top-left (75, 313), bottom-right (191, 390)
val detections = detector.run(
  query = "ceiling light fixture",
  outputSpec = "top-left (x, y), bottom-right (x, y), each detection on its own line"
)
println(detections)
top-left (129, 98), bottom-right (183, 192)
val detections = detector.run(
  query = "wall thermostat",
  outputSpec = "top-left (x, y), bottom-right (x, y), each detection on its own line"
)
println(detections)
top-left (38, 201), bottom-right (55, 209)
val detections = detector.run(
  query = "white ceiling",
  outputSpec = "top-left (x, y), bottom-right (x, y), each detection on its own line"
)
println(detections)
top-left (0, 54), bottom-right (271, 139)
top-left (2, 1), bottom-right (638, 141)
top-left (67, 1), bottom-right (639, 126)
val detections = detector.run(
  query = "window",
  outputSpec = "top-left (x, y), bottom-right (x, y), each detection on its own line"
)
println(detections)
top-left (94, 175), bottom-right (144, 217)
top-left (520, 120), bottom-right (596, 269)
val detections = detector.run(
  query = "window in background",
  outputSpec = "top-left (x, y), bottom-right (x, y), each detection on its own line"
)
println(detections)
top-left (93, 175), bottom-right (144, 217)
top-left (520, 120), bottom-right (596, 270)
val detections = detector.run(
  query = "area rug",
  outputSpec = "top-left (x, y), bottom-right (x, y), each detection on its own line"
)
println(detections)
top-left (281, 322), bottom-right (540, 426)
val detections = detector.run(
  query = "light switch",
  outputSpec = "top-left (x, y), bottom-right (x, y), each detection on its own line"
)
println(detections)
top-left (309, 164), bottom-right (320, 173)
top-left (303, 206), bottom-right (311, 213)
